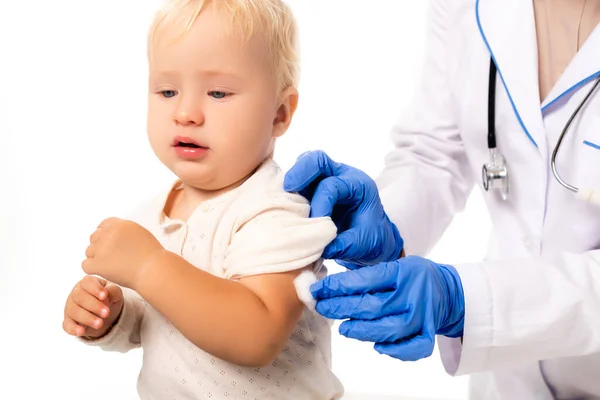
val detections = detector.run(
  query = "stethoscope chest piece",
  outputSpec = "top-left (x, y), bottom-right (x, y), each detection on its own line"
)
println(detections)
top-left (482, 148), bottom-right (509, 200)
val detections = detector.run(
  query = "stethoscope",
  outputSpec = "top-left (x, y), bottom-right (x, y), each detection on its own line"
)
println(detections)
top-left (482, 57), bottom-right (600, 205)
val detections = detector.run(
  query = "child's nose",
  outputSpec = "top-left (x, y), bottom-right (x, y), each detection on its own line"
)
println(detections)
top-left (173, 108), bottom-right (204, 126)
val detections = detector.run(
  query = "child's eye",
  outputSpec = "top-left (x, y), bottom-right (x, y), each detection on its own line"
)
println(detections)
top-left (159, 90), bottom-right (178, 98)
top-left (208, 91), bottom-right (230, 99)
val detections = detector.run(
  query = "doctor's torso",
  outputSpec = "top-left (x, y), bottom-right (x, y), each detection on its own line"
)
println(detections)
top-left (443, 0), bottom-right (600, 260)
top-left (436, 1), bottom-right (600, 398)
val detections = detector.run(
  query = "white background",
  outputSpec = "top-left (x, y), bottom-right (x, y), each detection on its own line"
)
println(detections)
top-left (0, 1), bottom-right (492, 399)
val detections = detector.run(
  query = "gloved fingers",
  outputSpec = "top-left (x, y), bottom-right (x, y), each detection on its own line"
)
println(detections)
top-left (326, 227), bottom-right (396, 266)
top-left (338, 313), bottom-right (419, 343)
top-left (314, 292), bottom-right (401, 320)
top-left (373, 333), bottom-right (436, 362)
top-left (322, 228), bottom-right (362, 261)
top-left (387, 256), bottom-right (425, 288)
top-left (283, 150), bottom-right (339, 193)
top-left (310, 176), bottom-right (352, 218)
top-left (310, 262), bottom-right (399, 300)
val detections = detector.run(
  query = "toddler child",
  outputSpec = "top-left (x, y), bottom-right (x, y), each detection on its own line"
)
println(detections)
top-left (61, 1), bottom-right (344, 398)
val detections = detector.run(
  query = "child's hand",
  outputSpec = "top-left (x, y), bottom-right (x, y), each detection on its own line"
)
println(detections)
top-left (82, 217), bottom-right (164, 289)
top-left (63, 275), bottom-right (124, 338)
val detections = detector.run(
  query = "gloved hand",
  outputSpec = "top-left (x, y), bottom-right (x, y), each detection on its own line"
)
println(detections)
top-left (310, 256), bottom-right (465, 361)
top-left (283, 150), bottom-right (404, 267)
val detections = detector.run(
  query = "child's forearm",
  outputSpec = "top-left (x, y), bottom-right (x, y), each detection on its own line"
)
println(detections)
top-left (134, 249), bottom-right (304, 367)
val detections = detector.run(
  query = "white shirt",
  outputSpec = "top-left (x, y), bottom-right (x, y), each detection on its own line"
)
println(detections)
top-left (82, 159), bottom-right (344, 400)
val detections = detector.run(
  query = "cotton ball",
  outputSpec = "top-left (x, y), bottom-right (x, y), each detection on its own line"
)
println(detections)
top-left (293, 269), bottom-right (318, 311)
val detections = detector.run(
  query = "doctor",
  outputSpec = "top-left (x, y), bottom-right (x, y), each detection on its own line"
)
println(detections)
top-left (284, 0), bottom-right (600, 399)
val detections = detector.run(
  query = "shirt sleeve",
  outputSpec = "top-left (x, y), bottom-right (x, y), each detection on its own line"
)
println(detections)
top-left (222, 191), bottom-right (337, 280)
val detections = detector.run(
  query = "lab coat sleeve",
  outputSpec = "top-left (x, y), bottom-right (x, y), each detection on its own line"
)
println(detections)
top-left (438, 249), bottom-right (600, 375)
top-left (375, 0), bottom-right (474, 256)
top-left (78, 287), bottom-right (146, 352)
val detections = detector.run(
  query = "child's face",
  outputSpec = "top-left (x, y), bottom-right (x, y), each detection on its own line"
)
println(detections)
top-left (147, 6), bottom-right (295, 192)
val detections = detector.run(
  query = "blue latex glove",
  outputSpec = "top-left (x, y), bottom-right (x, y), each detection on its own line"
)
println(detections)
top-left (283, 150), bottom-right (403, 267)
top-left (311, 256), bottom-right (465, 361)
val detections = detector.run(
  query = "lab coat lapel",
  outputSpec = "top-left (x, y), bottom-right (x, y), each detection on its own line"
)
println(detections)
top-left (542, 24), bottom-right (600, 111)
top-left (476, 0), bottom-right (547, 158)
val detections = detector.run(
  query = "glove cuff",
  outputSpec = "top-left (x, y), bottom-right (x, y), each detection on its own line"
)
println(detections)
top-left (386, 216), bottom-right (405, 261)
top-left (437, 264), bottom-right (465, 338)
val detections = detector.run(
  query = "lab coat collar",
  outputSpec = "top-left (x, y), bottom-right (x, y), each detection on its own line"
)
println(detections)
top-left (476, 0), bottom-right (546, 158)
top-left (541, 24), bottom-right (600, 112)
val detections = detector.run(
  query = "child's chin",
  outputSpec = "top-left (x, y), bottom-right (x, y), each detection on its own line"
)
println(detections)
top-left (174, 168), bottom-right (222, 190)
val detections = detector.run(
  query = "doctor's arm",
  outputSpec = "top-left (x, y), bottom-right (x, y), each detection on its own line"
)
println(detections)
top-left (375, 0), bottom-right (474, 257)
top-left (284, 0), bottom-right (473, 262)
top-left (438, 249), bottom-right (600, 375)
top-left (311, 249), bottom-right (600, 371)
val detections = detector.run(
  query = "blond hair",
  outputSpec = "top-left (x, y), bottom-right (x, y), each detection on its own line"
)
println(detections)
top-left (148, 0), bottom-right (300, 95)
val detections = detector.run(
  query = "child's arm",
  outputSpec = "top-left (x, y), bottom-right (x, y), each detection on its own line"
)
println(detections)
top-left (81, 185), bottom-right (336, 365)
top-left (78, 201), bottom-right (157, 352)
top-left (127, 188), bottom-right (337, 367)
top-left (135, 251), bottom-right (306, 367)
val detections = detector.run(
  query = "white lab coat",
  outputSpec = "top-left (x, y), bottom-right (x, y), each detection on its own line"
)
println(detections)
top-left (376, 0), bottom-right (600, 399)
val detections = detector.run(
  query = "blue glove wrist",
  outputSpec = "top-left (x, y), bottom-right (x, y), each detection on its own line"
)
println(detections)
top-left (436, 264), bottom-right (465, 338)
top-left (386, 215), bottom-right (404, 260)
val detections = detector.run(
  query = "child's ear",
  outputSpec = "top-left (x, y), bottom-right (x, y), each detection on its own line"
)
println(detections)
top-left (272, 87), bottom-right (299, 138)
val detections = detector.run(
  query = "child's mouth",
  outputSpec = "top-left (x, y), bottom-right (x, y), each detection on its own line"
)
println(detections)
top-left (172, 136), bottom-right (206, 149)
top-left (172, 136), bottom-right (209, 159)
top-left (176, 142), bottom-right (201, 148)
